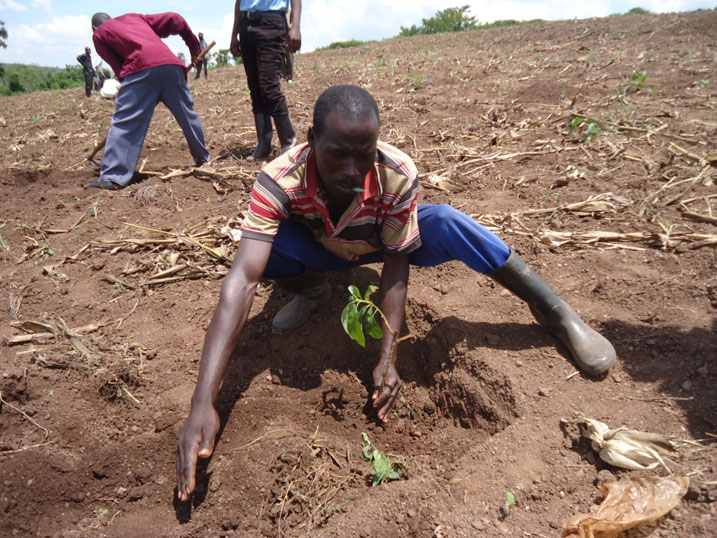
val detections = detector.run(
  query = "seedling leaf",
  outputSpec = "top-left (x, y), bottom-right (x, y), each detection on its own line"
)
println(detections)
top-left (505, 491), bottom-right (516, 514)
top-left (364, 284), bottom-right (378, 300)
top-left (360, 433), bottom-right (404, 486)
top-left (348, 284), bottom-right (362, 299)
top-left (341, 303), bottom-right (366, 347)
top-left (365, 310), bottom-right (384, 340)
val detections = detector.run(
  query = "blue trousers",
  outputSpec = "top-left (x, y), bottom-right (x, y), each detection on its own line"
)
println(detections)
top-left (101, 64), bottom-right (210, 186)
top-left (262, 204), bottom-right (511, 279)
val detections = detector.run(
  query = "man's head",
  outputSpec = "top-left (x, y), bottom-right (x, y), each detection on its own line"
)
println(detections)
top-left (91, 12), bottom-right (111, 31)
top-left (198, 32), bottom-right (204, 39)
top-left (309, 85), bottom-right (381, 202)
top-left (85, 47), bottom-right (91, 55)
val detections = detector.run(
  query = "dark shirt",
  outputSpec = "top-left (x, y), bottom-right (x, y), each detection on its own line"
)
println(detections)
top-left (92, 12), bottom-right (200, 80)
top-left (77, 53), bottom-right (94, 75)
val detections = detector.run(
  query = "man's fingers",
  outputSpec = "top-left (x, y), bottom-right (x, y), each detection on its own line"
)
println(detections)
top-left (197, 433), bottom-right (215, 458)
top-left (372, 382), bottom-right (402, 422)
top-left (176, 437), bottom-right (199, 502)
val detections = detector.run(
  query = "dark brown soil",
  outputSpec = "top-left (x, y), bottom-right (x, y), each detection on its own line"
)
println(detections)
top-left (1, 10), bottom-right (715, 538)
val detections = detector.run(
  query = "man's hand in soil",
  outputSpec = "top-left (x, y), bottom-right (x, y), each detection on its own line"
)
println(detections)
top-left (175, 238), bottom-right (272, 501)
top-left (372, 361), bottom-right (403, 422)
top-left (371, 253), bottom-right (409, 423)
top-left (176, 403), bottom-right (220, 501)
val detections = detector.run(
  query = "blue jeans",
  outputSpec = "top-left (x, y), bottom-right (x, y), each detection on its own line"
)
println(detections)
top-left (101, 64), bottom-right (209, 186)
top-left (262, 204), bottom-right (511, 279)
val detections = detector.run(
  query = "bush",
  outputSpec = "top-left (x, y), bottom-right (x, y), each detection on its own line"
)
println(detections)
top-left (399, 5), bottom-right (477, 36)
top-left (0, 63), bottom-right (84, 95)
top-left (626, 7), bottom-right (651, 15)
top-left (317, 39), bottom-right (370, 51)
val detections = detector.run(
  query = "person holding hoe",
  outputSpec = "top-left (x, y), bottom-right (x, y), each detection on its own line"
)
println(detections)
top-left (88, 11), bottom-right (210, 190)
top-left (176, 85), bottom-right (617, 501)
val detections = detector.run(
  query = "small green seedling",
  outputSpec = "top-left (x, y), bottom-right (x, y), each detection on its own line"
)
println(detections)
top-left (504, 491), bottom-right (516, 515)
top-left (569, 116), bottom-right (601, 142)
top-left (406, 76), bottom-right (428, 90)
top-left (341, 285), bottom-right (412, 391)
top-left (692, 78), bottom-right (709, 88)
top-left (361, 432), bottom-right (404, 486)
top-left (630, 70), bottom-right (647, 91)
top-left (341, 285), bottom-right (383, 348)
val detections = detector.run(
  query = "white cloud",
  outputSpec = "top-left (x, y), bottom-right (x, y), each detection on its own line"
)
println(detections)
top-left (0, 0), bottom-right (28, 11)
top-left (301, 0), bottom-right (439, 51)
top-left (31, 0), bottom-right (52, 12)
top-left (0, 15), bottom-right (93, 67)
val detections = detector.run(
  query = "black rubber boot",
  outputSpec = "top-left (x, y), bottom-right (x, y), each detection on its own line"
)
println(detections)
top-left (488, 252), bottom-right (616, 376)
top-left (272, 271), bottom-right (332, 333)
top-left (251, 113), bottom-right (273, 160)
top-left (273, 114), bottom-right (297, 155)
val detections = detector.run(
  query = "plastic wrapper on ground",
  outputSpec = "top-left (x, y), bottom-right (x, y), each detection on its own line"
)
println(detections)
top-left (562, 475), bottom-right (689, 538)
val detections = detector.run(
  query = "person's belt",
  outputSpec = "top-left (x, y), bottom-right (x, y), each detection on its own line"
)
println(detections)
top-left (240, 10), bottom-right (286, 21)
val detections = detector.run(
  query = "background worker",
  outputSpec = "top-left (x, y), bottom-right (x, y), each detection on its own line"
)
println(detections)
top-left (76, 47), bottom-right (95, 97)
top-left (89, 11), bottom-right (210, 190)
top-left (194, 32), bottom-right (209, 79)
top-left (230, 0), bottom-right (302, 160)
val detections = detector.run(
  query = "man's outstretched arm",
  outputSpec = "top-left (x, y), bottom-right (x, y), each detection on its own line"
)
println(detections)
top-left (372, 253), bottom-right (409, 422)
top-left (176, 237), bottom-right (272, 501)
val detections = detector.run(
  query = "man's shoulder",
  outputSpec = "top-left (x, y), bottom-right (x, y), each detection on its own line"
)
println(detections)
top-left (376, 140), bottom-right (418, 180)
top-left (259, 143), bottom-right (311, 188)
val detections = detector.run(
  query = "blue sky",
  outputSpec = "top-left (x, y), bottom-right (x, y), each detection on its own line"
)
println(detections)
top-left (0, 1), bottom-right (713, 68)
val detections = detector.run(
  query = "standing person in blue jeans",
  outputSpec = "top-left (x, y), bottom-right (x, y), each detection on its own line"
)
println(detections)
top-left (230, 0), bottom-right (302, 160)
top-left (89, 12), bottom-right (210, 190)
top-left (176, 85), bottom-right (617, 501)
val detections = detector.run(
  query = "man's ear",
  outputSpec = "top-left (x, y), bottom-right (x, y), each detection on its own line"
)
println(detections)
top-left (307, 126), bottom-right (315, 147)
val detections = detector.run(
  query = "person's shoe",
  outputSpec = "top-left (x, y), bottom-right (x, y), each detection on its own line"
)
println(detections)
top-left (85, 178), bottom-right (122, 190)
top-left (250, 113), bottom-right (273, 160)
top-left (273, 114), bottom-right (297, 155)
top-left (272, 272), bottom-right (332, 333)
top-left (488, 252), bottom-right (616, 376)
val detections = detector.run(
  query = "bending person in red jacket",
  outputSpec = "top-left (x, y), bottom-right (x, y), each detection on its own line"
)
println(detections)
top-left (89, 12), bottom-right (210, 190)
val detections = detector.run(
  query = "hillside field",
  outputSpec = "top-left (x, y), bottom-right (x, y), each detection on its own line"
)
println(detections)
top-left (1, 9), bottom-right (715, 538)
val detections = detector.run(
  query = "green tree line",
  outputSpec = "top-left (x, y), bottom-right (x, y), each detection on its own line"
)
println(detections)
top-left (0, 63), bottom-right (85, 96)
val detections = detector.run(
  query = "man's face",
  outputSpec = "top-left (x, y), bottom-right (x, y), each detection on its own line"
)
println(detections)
top-left (310, 109), bottom-right (379, 202)
top-left (85, 47), bottom-right (91, 54)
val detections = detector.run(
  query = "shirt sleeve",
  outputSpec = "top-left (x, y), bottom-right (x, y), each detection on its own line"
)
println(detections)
top-left (240, 171), bottom-right (292, 242)
top-left (144, 12), bottom-right (201, 58)
top-left (380, 174), bottom-right (421, 255)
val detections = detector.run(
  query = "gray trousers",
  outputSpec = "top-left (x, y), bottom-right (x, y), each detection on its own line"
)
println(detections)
top-left (101, 64), bottom-right (209, 186)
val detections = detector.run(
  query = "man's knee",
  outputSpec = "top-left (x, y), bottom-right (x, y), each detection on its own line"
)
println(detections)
top-left (422, 203), bottom-right (461, 235)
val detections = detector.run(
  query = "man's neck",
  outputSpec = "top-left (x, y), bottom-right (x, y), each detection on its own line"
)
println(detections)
top-left (325, 194), bottom-right (353, 226)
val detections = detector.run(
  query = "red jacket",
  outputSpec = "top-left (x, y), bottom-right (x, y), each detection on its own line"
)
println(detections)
top-left (93, 12), bottom-right (200, 80)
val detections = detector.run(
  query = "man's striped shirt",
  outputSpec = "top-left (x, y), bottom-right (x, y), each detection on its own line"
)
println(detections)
top-left (241, 141), bottom-right (422, 261)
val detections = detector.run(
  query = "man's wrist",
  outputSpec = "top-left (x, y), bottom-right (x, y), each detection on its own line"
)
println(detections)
top-left (190, 388), bottom-right (215, 408)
